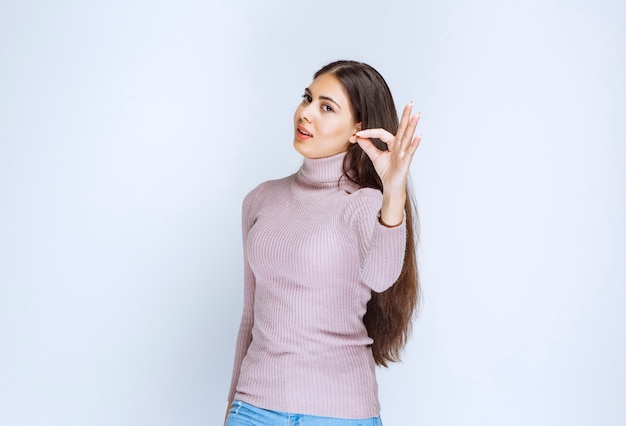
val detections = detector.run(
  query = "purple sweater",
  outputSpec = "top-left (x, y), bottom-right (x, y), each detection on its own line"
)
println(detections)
top-left (227, 152), bottom-right (407, 419)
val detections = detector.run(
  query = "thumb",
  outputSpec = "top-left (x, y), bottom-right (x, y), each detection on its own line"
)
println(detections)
top-left (355, 136), bottom-right (384, 162)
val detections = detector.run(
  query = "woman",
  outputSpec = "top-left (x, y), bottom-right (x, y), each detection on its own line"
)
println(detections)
top-left (225, 60), bottom-right (421, 425)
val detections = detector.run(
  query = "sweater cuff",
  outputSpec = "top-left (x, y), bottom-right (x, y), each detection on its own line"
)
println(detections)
top-left (377, 209), bottom-right (405, 228)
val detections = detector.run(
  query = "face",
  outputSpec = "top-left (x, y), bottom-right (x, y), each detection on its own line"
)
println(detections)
top-left (293, 73), bottom-right (361, 159)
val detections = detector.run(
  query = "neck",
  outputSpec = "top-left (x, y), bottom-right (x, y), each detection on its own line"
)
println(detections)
top-left (297, 151), bottom-right (348, 186)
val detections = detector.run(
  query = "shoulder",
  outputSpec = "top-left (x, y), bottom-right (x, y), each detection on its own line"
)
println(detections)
top-left (242, 174), bottom-right (296, 212)
top-left (348, 187), bottom-right (383, 210)
top-left (351, 187), bottom-right (383, 203)
top-left (342, 187), bottom-right (383, 224)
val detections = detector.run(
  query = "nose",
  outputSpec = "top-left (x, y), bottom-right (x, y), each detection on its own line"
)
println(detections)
top-left (299, 102), bottom-right (313, 123)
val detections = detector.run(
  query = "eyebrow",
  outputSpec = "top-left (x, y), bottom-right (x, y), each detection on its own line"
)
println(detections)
top-left (304, 87), bottom-right (342, 110)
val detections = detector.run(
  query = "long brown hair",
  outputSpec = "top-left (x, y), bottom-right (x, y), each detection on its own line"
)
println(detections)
top-left (314, 60), bottom-right (420, 367)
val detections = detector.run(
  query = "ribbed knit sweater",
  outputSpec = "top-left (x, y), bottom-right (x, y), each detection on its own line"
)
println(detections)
top-left (227, 151), bottom-right (407, 419)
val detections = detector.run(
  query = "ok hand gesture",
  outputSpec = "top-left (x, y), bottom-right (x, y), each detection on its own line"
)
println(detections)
top-left (354, 102), bottom-right (422, 196)
top-left (354, 102), bottom-right (421, 227)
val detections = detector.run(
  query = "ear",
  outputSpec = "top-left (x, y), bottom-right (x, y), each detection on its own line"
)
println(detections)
top-left (349, 122), bottom-right (362, 144)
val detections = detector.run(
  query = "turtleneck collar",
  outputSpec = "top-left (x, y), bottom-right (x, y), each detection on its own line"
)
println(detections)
top-left (296, 151), bottom-right (348, 186)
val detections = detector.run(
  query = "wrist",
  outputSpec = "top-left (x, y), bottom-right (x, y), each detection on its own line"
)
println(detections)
top-left (380, 191), bottom-right (406, 227)
top-left (378, 210), bottom-right (404, 228)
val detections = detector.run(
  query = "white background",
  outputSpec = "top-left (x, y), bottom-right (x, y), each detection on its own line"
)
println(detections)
top-left (1, 0), bottom-right (624, 425)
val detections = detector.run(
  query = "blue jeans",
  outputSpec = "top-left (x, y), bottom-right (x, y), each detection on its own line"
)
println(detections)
top-left (225, 400), bottom-right (383, 426)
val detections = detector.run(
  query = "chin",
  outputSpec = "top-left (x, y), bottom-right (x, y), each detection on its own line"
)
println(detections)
top-left (293, 139), bottom-right (314, 158)
top-left (293, 138), bottom-right (348, 159)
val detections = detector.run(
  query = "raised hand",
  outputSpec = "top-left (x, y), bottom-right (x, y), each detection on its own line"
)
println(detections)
top-left (355, 102), bottom-right (421, 196)
top-left (354, 103), bottom-right (421, 226)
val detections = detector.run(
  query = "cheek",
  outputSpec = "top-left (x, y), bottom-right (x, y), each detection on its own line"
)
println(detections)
top-left (327, 119), bottom-right (354, 139)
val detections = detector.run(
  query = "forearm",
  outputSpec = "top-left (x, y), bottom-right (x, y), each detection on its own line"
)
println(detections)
top-left (355, 188), bottom-right (407, 292)
top-left (379, 189), bottom-right (406, 227)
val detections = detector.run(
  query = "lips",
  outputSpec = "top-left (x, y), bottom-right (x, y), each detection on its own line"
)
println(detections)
top-left (297, 125), bottom-right (313, 138)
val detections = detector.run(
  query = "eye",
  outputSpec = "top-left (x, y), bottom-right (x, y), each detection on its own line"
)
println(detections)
top-left (322, 104), bottom-right (334, 112)
top-left (301, 94), bottom-right (312, 103)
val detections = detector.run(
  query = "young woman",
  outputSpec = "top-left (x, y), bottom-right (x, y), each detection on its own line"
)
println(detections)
top-left (225, 60), bottom-right (421, 425)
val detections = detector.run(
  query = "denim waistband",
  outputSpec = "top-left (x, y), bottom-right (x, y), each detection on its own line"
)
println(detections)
top-left (226, 400), bottom-right (382, 426)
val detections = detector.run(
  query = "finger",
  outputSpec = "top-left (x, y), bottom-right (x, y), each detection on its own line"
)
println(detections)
top-left (355, 136), bottom-right (385, 162)
top-left (401, 113), bottom-right (421, 151)
top-left (394, 135), bottom-right (421, 173)
top-left (395, 102), bottom-right (413, 145)
top-left (408, 134), bottom-right (422, 155)
top-left (355, 128), bottom-right (395, 144)
top-left (393, 136), bottom-right (421, 173)
top-left (395, 112), bottom-right (420, 156)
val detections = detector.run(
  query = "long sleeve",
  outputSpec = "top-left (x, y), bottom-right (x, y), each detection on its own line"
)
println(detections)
top-left (348, 188), bottom-right (407, 293)
top-left (227, 183), bottom-right (266, 401)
